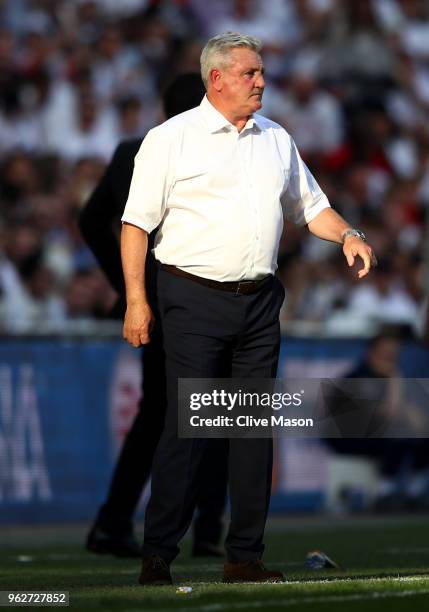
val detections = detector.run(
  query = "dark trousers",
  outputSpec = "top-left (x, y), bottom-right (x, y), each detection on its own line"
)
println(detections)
top-left (97, 266), bottom-right (228, 545)
top-left (142, 269), bottom-right (285, 563)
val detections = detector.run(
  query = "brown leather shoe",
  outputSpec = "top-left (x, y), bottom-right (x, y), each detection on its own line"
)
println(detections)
top-left (223, 559), bottom-right (285, 583)
top-left (139, 555), bottom-right (172, 586)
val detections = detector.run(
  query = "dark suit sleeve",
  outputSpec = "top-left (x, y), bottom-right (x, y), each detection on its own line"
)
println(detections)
top-left (79, 140), bottom-right (141, 296)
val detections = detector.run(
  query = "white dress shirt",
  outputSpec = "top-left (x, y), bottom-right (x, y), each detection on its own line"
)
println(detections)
top-left (122, 95), bottom-right (330, 281)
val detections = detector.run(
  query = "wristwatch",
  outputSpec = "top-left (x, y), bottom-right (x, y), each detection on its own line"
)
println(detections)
top-left (342, 228), bottom-right (367, 243)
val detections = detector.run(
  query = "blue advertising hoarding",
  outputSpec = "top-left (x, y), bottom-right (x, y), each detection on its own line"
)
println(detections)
top-left (0, 337), bottom-right (428, 524)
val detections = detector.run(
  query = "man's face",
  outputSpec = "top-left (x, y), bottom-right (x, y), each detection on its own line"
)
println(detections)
top-left (216, 47), bottom-right (265, 117)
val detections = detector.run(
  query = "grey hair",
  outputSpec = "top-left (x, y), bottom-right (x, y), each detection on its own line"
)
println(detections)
top-left (200, 32), bottom-right (262, 88)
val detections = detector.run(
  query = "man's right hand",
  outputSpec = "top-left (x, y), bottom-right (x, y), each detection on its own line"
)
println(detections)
top-left (123, 301), bottom-right (155, 347)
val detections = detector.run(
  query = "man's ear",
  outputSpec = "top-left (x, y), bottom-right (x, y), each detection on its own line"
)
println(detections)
top-left (210, 68), bottom-right (223, 92)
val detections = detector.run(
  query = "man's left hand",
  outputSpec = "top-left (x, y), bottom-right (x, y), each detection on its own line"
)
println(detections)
top-left (343, 236), bottom-right (377, 279)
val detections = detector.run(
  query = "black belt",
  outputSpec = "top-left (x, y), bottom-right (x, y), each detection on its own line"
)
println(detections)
top-left (160, 264), bottom-right (272, 295)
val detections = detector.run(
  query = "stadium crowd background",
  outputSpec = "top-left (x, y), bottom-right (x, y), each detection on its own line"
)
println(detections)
top-left (0, 0), bottom-right (428, 336)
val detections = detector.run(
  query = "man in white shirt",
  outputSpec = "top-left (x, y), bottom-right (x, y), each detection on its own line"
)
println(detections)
top-left (121, 32), bottom-right (376, 585)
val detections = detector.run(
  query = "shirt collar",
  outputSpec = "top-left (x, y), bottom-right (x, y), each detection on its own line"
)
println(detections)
top-left (200, 95), bottom-right (262, 134)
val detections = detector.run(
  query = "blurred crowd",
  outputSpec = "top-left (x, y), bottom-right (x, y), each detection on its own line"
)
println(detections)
top-left (0, 0), bottom-right (428, 335)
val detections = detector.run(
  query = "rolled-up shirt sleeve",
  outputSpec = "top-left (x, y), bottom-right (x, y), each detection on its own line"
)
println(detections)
top-left (121, 126), bottom-right (173, 233)
top-left (281, 138), bottom-right (331, 226)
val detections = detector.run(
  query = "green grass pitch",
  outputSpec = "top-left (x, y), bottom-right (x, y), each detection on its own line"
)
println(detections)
top-left (1, 516), bottom-right (428, 611)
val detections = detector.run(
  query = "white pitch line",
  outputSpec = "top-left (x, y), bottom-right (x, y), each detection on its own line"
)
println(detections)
top-left (186, 575), bottom-right (429, 587)
top-left (280, 574), bottom-right (429, 586)
top-left (69, 571), bottom-right (429, 582)
top-left (153, 588), bottom-right (429, 612)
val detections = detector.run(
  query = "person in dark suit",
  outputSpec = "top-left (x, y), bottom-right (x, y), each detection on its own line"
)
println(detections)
top-left (79, 73), bottom-right (228, 558)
